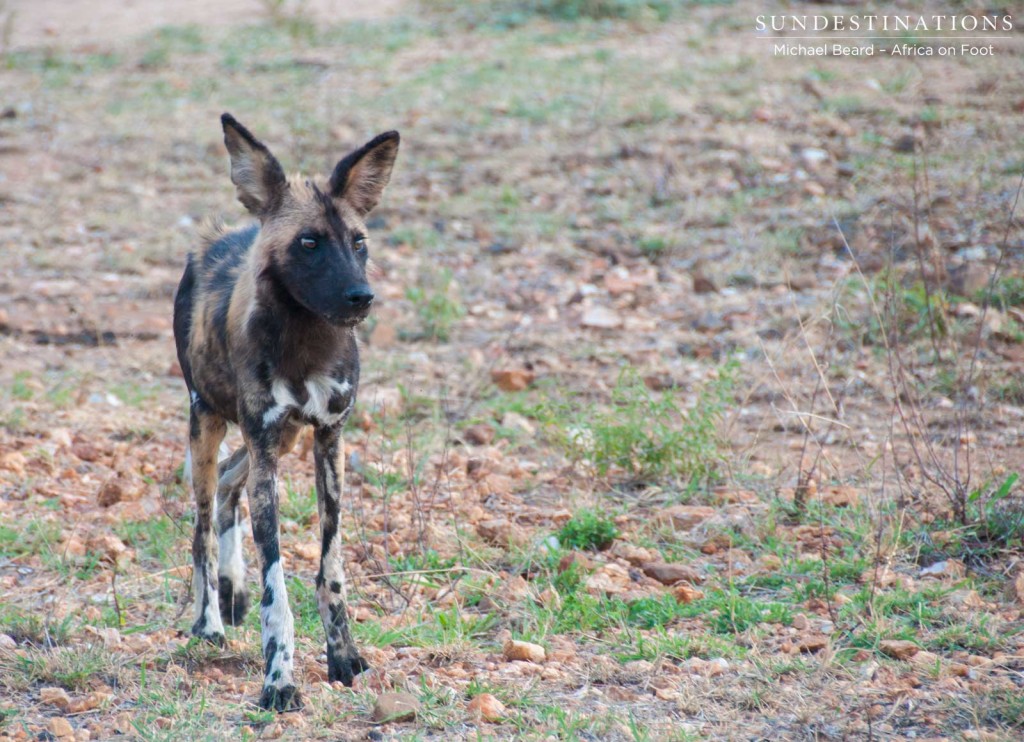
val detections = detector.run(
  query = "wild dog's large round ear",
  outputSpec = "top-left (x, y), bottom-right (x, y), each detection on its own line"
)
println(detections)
top-left (329, 131), bottom-right (400, 216)
top-left (221, 113), bottom-right (287, 217)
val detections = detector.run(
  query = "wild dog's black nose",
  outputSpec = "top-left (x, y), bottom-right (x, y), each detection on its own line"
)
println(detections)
top-left (346, 287), bottom-right (374, 308)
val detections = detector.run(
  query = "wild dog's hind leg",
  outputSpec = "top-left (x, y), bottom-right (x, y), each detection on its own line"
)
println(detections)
top-left (314, 427), bottom-right (368, 685)
top-left (216, 446), bottom-right (250, 626)
top-left (189, 397), bottom-right (228, 645)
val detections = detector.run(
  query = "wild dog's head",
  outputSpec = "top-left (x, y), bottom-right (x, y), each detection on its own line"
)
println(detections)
top-left (221, 113), bottom-right (399, 326)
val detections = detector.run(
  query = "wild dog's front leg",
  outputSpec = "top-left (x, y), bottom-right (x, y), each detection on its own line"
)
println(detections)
top-left (313, 427), bottom-right (368, 685)
top-left (242, 421), bottom-right (301, 712)
top-left (189, 399), bottom-right (227, 645)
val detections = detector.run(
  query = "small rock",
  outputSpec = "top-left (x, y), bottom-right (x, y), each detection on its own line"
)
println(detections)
top-left (0, 451), bottom-right (27, 475)
top-left (491, 369), bottom-right (534, 392)
top-left (372, 692), bottom-right (421, 723)
top-left (919, 559), bottom-right (965, 580)
top-left (581, 305), bottom-right (623, 329)
top-left (641, 561), bottom-right (704, 586)
top-left (97, 478), bottom-right (127, 507)
top-left (467, 692), bottom-right (506, 722)
top-left (892, 133), bottom-right (916, 153)
top-left (704, 658), bottom-right (729, 676)
top-left (1005, 571), bottom-right (1024, 605)
top-left (47, 717), bottom-right (74, 739)
top-left (880, 640), bottom-right (920, 660)
top-left (558, 551), bottom-right (593, 573)
top-left (662, 505), bottom-right (716, 530)
top-left (500, 412), bottom-right (535, 436)
top-left (86, 534), bottom-right (129, 564)
top-left (671, 584), bottom-right (704, 604)
top-left (39, 687), bottom-right (71, 710)
top-left (0, 633), bottom-right (15, 649)
top-left (71, 441), bottom-right (102, 462)
top-left (585, 563), bottom-right (632, 595)
top-left (797, 635), bottom-right (829, 654)
top-left (792, 614), bottom-right (809, 631)
top-left (610, 543), bottom-right (656, 566)
top-left (463, 424), bottom-right (495, 446)
top-left (910, 650), bottom-right (941, 671)
top-left (821, 485), bottom-right (859, 507)
top-left (502, 639), bottom-right (546, 663)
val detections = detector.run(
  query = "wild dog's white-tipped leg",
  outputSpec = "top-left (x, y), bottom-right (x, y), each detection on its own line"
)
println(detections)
top-left (242, 419), bottom-right (300, 712)
top-left (216, 447), bottom-right (250, 626)
top-left (313, 427), bottom-right (367, 685)
top-left (188, 400), bottom-right (227, 645)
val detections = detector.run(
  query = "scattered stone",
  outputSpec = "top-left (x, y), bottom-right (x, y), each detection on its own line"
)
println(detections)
top-left (821, 485), bottom-right (859, 507)
top-left (910, 650), bottom-right (941, 671)
top-left (0, 451), bottom-right (27, 475)
top-left (0, 633), bottom-right (15, 650)
top-left (476, 519), bottom-right (528, 548)
top-left (610, 542), bottom-right (656, 566)
top-left (500, 412), bottom-right (535, 436)
top-left (671, 584), bottom-right (704, 604)
top-left (557, 551), bottom-right (593, 573)
top-left (97, 477), bottom-right (129, 507)
top-left (502, 639), bottom-right (546, 663)
top-left (580, 305), bottom-right (623, 329)
top-left (71, 441), bottom-right (102, 462)
top-left (47, 717), bottom-right (74, 739)
top-left (39, 687), bottom-right (71, 710)
top-left (797, 635), bottom-right (829, 654)
top-left (86, 534), bottom-right (129, 564)
top-left (641, 561), bottom-right (704, 586)
top-left (919, 559), bottom-right (966, 580)
top-left (892, 133), bottom-right (916, 153)
top-left (1005, 571), bottom-right (1024, 605)
top-left (372, 692), bottom-right (421, 723)
top-left (585, 563), bottom-right (632, 595)
top-left (467, 692), bottom-right (506, 722)
top-left (491, 369), bottom-right (534, 392)
top-left (463, 424), bottom-right (495, 446)
top-left (880, 640), bottom-right (920, 660)
top-left (792, 614), bottom-right (809, 631)
top-left (662, 505), bottom-right (716, 530)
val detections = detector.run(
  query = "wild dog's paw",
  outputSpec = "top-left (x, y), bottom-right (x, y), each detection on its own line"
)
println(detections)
top-left (328, 648), bottom-right (370, 686)
top-left (190, 620), bottom-right (226, 647)
top-left (259, 684), bottom-right (302, 712)
top-left (218, 576), bottom-right (250, 626)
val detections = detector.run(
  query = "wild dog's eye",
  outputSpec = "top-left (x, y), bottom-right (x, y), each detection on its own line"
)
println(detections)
top-left (353, 236), bottom-right (367, 251)
top-left (300, 237), bottom-right (317, 250)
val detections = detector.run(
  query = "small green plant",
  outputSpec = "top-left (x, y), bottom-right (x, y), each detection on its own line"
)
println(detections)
top-left (403, 268), bottom-right (465, 342)
top-left (556, 361), bottom-right (736, 484)
top-left (558, 509), bottom-right (618, 550)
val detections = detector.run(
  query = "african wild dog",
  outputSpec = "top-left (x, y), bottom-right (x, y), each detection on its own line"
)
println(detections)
top-left (172, 114), bottom-right (399, 711)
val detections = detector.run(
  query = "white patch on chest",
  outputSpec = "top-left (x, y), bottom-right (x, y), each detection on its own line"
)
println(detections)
top-left (263, 376), bottom-right (353, 428)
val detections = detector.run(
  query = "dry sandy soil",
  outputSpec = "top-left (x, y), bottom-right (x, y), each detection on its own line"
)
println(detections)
top-left (1, 0), bottom-right (1024, 739)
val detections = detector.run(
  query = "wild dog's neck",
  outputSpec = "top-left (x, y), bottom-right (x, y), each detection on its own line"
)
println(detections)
top-left (250, 266), bottom-right (354, 384)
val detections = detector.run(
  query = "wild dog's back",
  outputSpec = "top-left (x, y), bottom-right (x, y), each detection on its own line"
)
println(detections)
top-left (172, 222), bottom-right (259, 423)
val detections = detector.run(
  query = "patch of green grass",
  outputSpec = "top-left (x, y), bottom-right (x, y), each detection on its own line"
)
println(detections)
top-left (139, 25), bottom-right (206, 68)
top-left (558, 508), bottom-right (618, 551)
top-left (403, 267), bottom-right (465, 342)
top-left (552, 361), bottom-right (736, 484)
top-left (281, 481), bottom-right (318, 527)
top-left (10, 371), bottom-right (33, 401)
top-left (1, 645), bottom-right (117, 692)
top-left (0, 606), bottom-right (73, 648)
top-left (116, 516), bottom-right (183, 570)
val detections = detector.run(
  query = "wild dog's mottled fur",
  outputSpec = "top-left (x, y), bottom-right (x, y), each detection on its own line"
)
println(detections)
top-left (173, 114), bottom-right (399, 712)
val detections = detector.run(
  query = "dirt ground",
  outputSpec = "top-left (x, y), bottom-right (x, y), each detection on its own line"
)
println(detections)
top-left (1, 0), bottom-right (1024, 740)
